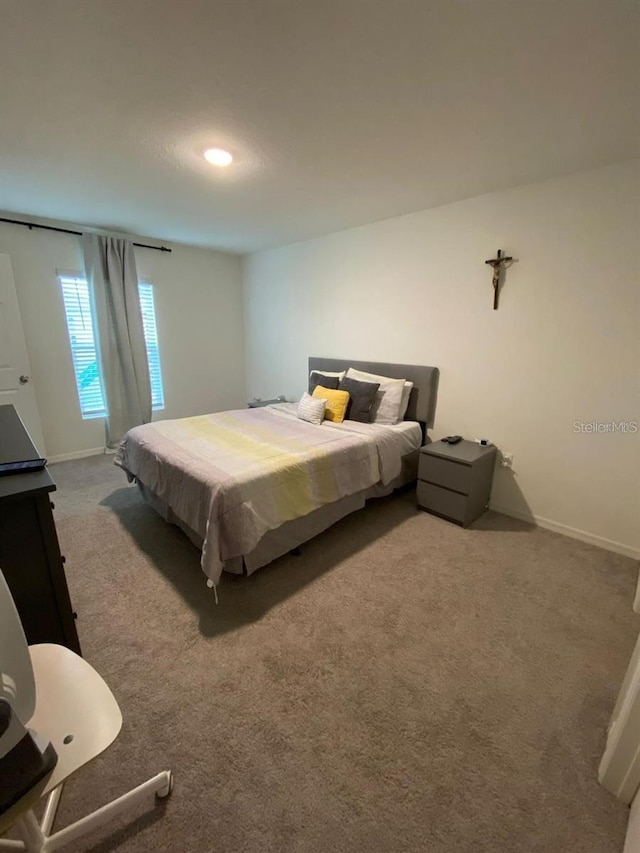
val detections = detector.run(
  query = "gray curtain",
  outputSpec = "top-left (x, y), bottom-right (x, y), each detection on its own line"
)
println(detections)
top-left (82, 234), bottom-right (151, 449)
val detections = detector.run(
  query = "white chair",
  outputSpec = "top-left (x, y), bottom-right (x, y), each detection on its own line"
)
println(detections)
top-left (0, 570), bottom-right (172, 852)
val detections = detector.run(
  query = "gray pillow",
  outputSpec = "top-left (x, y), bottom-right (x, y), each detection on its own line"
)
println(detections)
top-left (339, 377), bottom-right (381, 423)
top-left (309, 371), bottom-right (340, 394)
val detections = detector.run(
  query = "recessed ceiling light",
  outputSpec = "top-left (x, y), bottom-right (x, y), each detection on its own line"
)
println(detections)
top-left (204, 148), bottom-right (233, 167)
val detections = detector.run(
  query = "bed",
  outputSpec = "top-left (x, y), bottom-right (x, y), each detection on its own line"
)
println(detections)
top-left (114, 358), bottom-right (439, 593)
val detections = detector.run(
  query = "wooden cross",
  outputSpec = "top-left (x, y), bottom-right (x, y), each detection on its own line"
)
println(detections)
top-left (484, 249), bottom-right (513, 310)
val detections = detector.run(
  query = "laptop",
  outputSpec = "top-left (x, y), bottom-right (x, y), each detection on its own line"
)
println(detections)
top-left (0, 406), bottom-right (47, 476)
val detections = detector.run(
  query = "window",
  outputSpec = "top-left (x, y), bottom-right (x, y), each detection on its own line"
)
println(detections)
top-left (59, 275), bottom-right (106, 418)
top-left (59, 275), bottom-right (165, 419)
top-left (138, 282), bottom-right (165, 411)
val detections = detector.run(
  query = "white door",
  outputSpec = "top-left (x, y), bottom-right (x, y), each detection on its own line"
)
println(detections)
top-left (0, 253), bottom-right (46, 454)
top-left (599, 630), bottom-right (640, 804)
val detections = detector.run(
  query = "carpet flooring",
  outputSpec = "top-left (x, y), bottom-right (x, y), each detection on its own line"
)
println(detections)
top-left (31, 455), bottom-right (639, 851)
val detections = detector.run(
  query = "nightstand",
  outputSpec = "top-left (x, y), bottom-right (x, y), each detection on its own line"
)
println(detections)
top-left (248, 397), bottom-right (285, 408)
top-left (417, 440), bottom-right (497, 527)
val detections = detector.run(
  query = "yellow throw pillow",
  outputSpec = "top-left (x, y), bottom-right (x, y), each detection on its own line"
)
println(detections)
top-left (312, 386), bottom-right (350, 423)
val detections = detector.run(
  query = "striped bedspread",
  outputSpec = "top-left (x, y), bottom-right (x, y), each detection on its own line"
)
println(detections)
top-left (115, 404), bottom-right (416, 585)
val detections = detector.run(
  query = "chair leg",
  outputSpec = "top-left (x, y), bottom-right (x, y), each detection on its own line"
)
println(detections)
top-left (0, 839), bottom-right (25, 850)
top-left (41, 771), bottom-right (172, 852)
top-left (12, 812), bottom-right (43, 853)
top-left (39, 786), bottom-right (63, 837)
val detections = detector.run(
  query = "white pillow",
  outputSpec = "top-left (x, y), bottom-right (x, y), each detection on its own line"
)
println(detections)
top-left (345, 368), bottom-right (413, 422)
top-left (297, 392), bottom-right (326, 425)
top-left (397, 381), bottom-right (414, 421)
top-left (309, 369), bottom-right (345, 381)
top-left (345, 368), bottom-right (406, 425)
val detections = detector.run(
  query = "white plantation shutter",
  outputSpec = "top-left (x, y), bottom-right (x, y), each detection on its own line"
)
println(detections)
top-left (138, 282), bottom-right (164, 411)
top-left (59, 275), bottom-right (164, 419)
top-left (59, 275), bottom-right (106, 418)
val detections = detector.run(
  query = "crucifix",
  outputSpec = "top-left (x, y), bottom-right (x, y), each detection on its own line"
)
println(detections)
top-left (484, 248), bottom-right (513, 310)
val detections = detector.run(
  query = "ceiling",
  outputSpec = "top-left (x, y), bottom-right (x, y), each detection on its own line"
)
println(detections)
top-left (1, 0), bottom-right (638, 254)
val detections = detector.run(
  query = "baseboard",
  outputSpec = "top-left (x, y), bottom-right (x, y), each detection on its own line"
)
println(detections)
top-left (48, 447), bottom-right (105, 464)
top-left (489, 502), bottom-right (640, 561)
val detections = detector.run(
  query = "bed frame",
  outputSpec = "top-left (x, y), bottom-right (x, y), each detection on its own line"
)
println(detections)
top-left (141, 358), bottom-right (439, 579)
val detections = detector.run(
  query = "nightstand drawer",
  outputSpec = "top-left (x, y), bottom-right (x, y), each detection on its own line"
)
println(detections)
top-left (419, 453), bottom-right (472, 494)
top-left (417, 481), bottom-right (467, 524)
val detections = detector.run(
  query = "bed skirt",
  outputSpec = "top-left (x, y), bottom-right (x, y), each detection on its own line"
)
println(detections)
top-left (137, 448), bottom-right (419, 578)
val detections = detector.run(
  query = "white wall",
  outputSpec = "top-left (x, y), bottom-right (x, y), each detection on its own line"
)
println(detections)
top-left (0, 223), bottom-right (245, 460)
top-left (243, 161), bottom-right (640, 557)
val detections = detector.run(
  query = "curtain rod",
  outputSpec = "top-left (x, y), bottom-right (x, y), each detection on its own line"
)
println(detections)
top-left (0, 216), bottom-right (172, 253)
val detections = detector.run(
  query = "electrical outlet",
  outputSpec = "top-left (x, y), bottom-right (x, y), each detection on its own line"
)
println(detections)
top-left (501, 452), bottom-right (514, 469)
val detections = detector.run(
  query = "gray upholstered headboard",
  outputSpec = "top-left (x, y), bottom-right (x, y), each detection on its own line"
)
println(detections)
top-left (308, 357), bottom-right (439, 428)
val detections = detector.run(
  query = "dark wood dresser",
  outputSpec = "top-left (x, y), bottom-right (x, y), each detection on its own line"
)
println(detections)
top-left (0, 406), bottom-right (81, 654)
